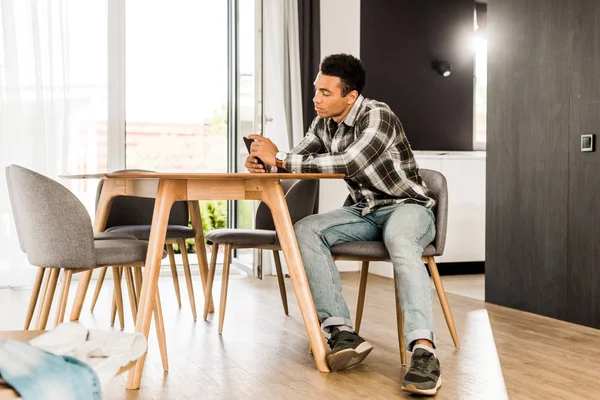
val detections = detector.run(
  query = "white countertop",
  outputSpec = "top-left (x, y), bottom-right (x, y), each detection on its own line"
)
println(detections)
top-left (413, 150), bottom-right (486, 160)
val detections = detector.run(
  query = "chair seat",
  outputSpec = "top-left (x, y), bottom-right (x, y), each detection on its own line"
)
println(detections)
top-left (105, 225), bottom-right (195, 240)
top-left (94, 239), bottom-right (166, 266)
top-left (94, 231), bottom-right (138, 240)
top-left (330, 241), bottom-right (437, 259)
top-left (205, 229), bottom-right (277, 246)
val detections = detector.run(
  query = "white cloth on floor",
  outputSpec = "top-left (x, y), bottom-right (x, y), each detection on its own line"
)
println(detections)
top-left (28, 323), bottom-right (147, 388)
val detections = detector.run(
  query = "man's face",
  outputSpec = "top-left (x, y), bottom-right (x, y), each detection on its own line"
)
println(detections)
top-left (312, 73), bottom-right (356, 121)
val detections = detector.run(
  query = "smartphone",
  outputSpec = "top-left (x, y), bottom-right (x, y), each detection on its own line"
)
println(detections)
top-left (243, 136), bottom-right (265, 167)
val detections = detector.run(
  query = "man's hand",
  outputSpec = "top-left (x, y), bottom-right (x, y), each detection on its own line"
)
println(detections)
top-left (244, 155), bottom-right (266, 173)
top-left (246, 134), bottom-right (278, 167)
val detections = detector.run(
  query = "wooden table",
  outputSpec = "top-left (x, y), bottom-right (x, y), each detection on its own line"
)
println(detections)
top-left (64, 172), bottom-right (343, 390)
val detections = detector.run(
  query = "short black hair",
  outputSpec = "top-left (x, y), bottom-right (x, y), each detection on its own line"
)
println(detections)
top-left (320, 54), bottom-right (366, 96)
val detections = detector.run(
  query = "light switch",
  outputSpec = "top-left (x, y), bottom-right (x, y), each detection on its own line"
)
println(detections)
top-left (581, 134), bottom-right (595, 152)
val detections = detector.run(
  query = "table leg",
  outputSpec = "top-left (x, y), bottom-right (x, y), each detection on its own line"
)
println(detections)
top-left (188, 200), bottom-right (214, 313)
top-left (127, 179), bottom-right (185, 390)
top-left (259, 180), bottom-right (330, 373)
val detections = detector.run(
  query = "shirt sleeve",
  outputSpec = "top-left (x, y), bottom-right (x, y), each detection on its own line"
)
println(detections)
top-left (284, 119), bottom-right (326, 173)
top-left (286, 107), bottom-right (397, 176)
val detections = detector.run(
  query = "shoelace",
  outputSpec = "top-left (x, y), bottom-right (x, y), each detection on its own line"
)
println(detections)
top-left (411, 352), bottom-right (435, 375)
top-left (327, 331), bottom-right (356, 348)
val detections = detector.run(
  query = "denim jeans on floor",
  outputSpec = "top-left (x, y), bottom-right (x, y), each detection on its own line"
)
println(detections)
top-left (294, 202), bottom-right (436, 351)
top-left (0, 340), bottom-right (101, 400)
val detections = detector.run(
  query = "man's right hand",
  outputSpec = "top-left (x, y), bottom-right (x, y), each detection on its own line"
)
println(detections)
top-left (245, 155), bottom-right (267, 173)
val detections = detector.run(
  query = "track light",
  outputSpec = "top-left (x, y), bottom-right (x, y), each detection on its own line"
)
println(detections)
top-left (431, 59), bottom-right (452, 77)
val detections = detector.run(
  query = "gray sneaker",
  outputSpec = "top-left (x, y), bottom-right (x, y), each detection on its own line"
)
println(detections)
top-left (401, 348), bottom-right (442, 395)
top-left (326, 329), bottom-right (373, 372)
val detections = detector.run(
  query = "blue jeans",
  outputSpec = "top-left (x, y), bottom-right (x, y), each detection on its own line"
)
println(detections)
top-left (0, 340), bottom-right (101, 400)
top-left (294, 203), bottom-right (436, 351)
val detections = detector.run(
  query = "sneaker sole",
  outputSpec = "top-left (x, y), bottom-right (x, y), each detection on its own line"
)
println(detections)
top-left (326, 342), bottom-right (374, 372)
top-left (401, 376), bottom-right (442, 396)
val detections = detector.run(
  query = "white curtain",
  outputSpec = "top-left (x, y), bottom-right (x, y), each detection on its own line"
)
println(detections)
top-left (262, 0), bottom-right (303, 277)
top-left (263, 0), bottom-right (304, 151)
top-left (0, 0), bottom-right (108, 287)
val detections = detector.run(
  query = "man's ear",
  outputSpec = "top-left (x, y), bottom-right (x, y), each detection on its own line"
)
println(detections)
top-left (346, 90), bottom-right (358, 105)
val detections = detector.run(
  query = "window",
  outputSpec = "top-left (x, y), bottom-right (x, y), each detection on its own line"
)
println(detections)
top-left (474, 3), bottom-right (487, 150)
top-left (123, 1), bottom-right (261, 264)
top-left (125, 1), bottom-right (228, 173)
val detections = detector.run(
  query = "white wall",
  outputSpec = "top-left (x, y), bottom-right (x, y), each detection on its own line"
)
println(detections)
top-left (320, 0), bottom-right (361, 58)
top-left (318, 0), bottom-right (362, 271)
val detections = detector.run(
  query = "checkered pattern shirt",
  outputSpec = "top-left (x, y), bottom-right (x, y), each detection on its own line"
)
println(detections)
top-left (285, 95), bottom-right (436, 215)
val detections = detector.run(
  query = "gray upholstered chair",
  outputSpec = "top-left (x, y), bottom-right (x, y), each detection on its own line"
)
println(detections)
top-left (5, 165), bottom-right (139, 330)
top-left (203, 179), bottom-right (319, 334)
top-left (4, 165), bottom-right (169, 370)
top-left (90, 170), bottom-right (199, 321)
top-left (330, 169), bottom-right (458, 365)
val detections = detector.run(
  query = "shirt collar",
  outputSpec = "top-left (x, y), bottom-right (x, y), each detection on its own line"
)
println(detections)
top-left (339, 95), bottom-right (364, 127)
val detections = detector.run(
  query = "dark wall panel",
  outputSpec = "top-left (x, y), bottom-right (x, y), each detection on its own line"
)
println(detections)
top-left (486, 0), bottom-right (570, 320)
top-left (567, 1), bottom-right (600, 328)
top-left (360, 0), bottom-right (474, 151)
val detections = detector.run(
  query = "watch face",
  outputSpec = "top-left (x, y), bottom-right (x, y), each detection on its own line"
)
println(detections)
top-left (276, 152), bottom-right (287, 161)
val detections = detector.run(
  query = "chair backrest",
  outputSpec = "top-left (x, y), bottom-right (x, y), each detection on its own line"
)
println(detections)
top-left (341, 169), bottom-right (448, 255)
top-left (419, 169), bottom-right (448, 255)
top-left (96, 169), bottom-right (189, 227)
top-left (255, 179), bottom-right (319, 231)
top-left (5, 165), bottom-right (96, 269)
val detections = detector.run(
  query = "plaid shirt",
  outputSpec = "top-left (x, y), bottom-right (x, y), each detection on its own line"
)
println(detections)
top-left (285, 95), bottom-right (436, 215)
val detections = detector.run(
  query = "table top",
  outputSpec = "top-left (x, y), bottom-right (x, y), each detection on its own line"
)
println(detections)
top-left (61, 172), bottom-right (345, 180)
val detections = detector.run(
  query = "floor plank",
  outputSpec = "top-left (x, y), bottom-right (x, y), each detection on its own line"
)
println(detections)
top-left (0, 271), bottom-right (597, 399)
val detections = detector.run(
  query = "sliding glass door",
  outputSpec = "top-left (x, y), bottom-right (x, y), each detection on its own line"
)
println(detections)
top-left (125, 1), bottom-right (228, 173)
top-left (233, 0), bottom-right (263, 270)
top-left (124, 0), bottom-right (262, 265)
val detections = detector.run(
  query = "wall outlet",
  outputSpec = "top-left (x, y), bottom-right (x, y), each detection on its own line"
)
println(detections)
top-left (581, 134), bottom-right (595, 152)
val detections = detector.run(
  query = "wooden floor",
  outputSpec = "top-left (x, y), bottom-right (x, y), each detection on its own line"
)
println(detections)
top-left (1, 272), bottom-right (599, 399)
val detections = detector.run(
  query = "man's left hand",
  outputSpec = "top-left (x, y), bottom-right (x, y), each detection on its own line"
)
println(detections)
top-left (246, 134), bottom-right (278, 167)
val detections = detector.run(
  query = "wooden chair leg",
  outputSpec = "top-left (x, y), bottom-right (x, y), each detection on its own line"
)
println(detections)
top-left (112, 267), bottom-right (125, 330)
top-left (355, 261), bottom-right (370, 333)
top-left (110, 291), bottom-right (117, 326)
top-left (426, 256), bottom-right (460, 348)
top-left (124, 267), bottom-right (138, 321)
top-left (180, 238), bottom-right (197, 320)
top-left (393, 270), bottom-right (407, 365)
top-left (69, 269), bottom-right (92, 321)
top-left (34, 269), bottom-right (51, 328)
top-left (203, 243), bottom-right (219, 320)
top-left (111, 268), bottom-right (118, 326)
top-left (24, 268), bottom-right (45, 330)
top-left (167, 243), bottom-right (182, 308)
top-left (90, 267), bottom-right (108, 312)
top-left (218, 244), bottom-right (232, 334)
top-left (133, 268), bottom-right (143, 302)
top-left (37, 268), bottom-right (60, 330)
top-left (55, 269), bottom-right (73, 325)
top-left (153, 286), bottom-right (168, 372)
top-left (272, 250), bottom-right (289, 316)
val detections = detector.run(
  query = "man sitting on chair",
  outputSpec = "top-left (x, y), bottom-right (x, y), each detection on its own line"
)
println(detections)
top-left (244, 53), bottom-right (441, 396)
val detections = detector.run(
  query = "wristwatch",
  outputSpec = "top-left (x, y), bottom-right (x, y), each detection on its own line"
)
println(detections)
top-left (275, 151), bottom-right (288, 169)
